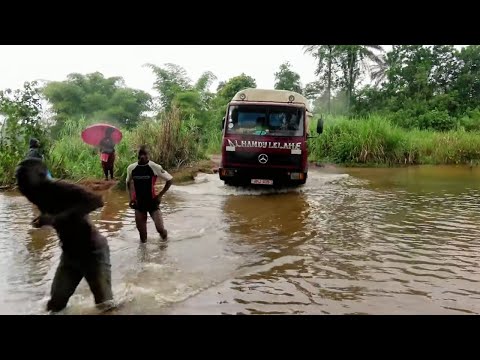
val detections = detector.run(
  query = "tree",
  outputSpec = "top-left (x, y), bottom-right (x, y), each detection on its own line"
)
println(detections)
top-left (0, 81), bottom-right (48, 184)
top-left (303, 45), bottom-right (342, 113)
top-left (370, 54), bottom-right (388, 88)
top-left (274, 62), bottom-right (302, 93)
top-left (453, 45), bottom-right (480, 111)
top-left (0, 81), bottom-right (45, 147)
top-left (43, 72), bottom-right (152, 130)
top-left (304, 81), bottom-right (324, 100)
top-left (146, 64), bottom-right (219, 121)
top-left (194, 71), bottom-right (217, 116)
top-left (384, 45), bottom-right (436, 102)
top-left (145, 63), bottom-right (191, 111)
top-left (430, 45), bottom-right (461, 95)
top-left (336, 45), bottom-right (384, 112)
top-left (216, 81), bottom-right (226, 92)
top-left (211, 73), bottom-right (257, 123)
top-left (216, 73), bottom-right (257, 101)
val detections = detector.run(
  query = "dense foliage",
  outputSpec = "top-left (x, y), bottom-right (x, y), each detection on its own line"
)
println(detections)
top-left (2, 45), bottom-right (480, 186)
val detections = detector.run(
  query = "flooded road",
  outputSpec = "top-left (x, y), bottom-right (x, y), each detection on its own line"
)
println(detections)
top-left (1, 165), bottom-right (480, 314)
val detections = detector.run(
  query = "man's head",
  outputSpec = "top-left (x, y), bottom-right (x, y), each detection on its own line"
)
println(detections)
top-left (15, 158), bottom-right (49, 191)
top-left (29, 138), bottom-right (40, 149)
top-left (138, 145), bottom-right (149, 164)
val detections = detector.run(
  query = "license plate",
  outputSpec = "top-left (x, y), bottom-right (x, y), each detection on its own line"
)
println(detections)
top-left (251, 179), bottom-right (273, 185)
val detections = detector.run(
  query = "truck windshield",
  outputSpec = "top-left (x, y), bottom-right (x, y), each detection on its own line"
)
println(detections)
top-left (226, 105), bottom-right (304, 137)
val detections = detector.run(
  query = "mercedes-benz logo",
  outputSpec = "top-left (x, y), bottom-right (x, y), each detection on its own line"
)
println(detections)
top-left (258, 154), bottom-right (268, 164)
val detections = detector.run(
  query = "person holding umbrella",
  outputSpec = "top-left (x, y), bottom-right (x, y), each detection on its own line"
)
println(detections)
top-left (99, 127), bottom-right (116, 181)
top-left (81, 124), bottom-right (123, 181)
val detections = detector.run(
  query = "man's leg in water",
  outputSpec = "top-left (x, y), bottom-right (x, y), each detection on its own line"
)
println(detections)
top-left (135, 210), bottom-right (148, 242)
top-left (150, 209), bottom-right (167, 240)
top-left (47, 252), bottom-right (83, 312)
top-left (84, 245), bottom-right (114, 311)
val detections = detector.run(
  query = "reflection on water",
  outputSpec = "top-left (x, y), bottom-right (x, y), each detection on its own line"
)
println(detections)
top-left (1, 165), bottom-right (480, 314)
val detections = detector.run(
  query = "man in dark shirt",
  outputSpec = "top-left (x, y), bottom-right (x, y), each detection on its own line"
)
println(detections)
top-left (126, 146), bottom-right (173, 243)
top-left (15, 158), bottom-right (114, 313)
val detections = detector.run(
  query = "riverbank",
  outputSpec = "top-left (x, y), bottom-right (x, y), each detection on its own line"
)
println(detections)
top-left (0, 156), bottom-right (220, 192)
top-left (308, 116), bottom-right (480, 166)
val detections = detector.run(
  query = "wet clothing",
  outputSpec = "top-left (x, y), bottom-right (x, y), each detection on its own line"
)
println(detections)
top-left (99, 137), bottom-right (115, 179)
top-left (16, 170), bottom-right (113, 312)
top-left (28, 180), bottom-right (108, 253)
top-left (126, 160), bottom-right (172, 212)
top-left (47, 243), bottom-right (112, 312)
top-left (101, 152), bottom-right (115, 179)
top-left (35, 181), bottom-right (111, 311)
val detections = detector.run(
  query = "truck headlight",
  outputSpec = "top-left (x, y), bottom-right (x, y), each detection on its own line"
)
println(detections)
top-left (290, 172), bottom-right (304, 180)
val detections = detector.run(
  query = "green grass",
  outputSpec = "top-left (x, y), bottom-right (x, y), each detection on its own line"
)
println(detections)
top-left (203, 124), bottom-right (222, 155)
top-left (47, 109), bottom-right (205, 188)
top-left (309, 115), bottom-right (480, 165)
top-left (5, 113), bottom-right (480, 188)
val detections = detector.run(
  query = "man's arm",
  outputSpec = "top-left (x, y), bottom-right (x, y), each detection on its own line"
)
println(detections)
top-left (53, 187), bottom-right (104, 224)
top-left (34, 185), bottom-right (104, 227)
top-left (150, 162), bottom-right (173, 200)
top-left (157, 179), bottom-right (172, 200)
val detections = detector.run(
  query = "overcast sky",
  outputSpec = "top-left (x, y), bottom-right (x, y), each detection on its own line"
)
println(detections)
top-left (0, 45), bottom-right (394, 95)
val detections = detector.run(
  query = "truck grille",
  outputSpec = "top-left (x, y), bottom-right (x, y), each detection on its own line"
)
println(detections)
top-left (224, 151), bottom-right (302, 168)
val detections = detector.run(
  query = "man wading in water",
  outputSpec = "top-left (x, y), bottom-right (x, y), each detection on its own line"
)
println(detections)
top-left (15, 158), bottom-right (114, 313)
top-left (126, 146), bottom-right (172, 243)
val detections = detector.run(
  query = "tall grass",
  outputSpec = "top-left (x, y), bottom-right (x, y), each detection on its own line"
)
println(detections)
top-left (48, 117), bottom-right (102, 179)
top-left (47, 108), bottom-right (204, 187)
top-left (6, 112), bottom-right (480, 188)
top-left (48, 116), bottom-right (137, 183)
top-left (309, 115), bottom-right (480, 165)
top-left (203, 122), bottom-right (222, 155)
top-left (132, 108), bottom-right (203, 170)
top-left (0, 149), bottom-right (22, 186)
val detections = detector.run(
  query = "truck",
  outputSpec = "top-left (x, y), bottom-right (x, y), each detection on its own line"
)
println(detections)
top-left (219, 88), bottom-right (323, 187)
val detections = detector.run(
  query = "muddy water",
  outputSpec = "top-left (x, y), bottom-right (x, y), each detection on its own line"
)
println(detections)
top-left (1, 166), bottom-right (480, 315)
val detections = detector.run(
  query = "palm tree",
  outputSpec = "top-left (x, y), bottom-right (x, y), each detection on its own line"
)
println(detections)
top-left (370, 53), bottom-right (388, 88)
top-left (336, 45), bottom-right (384, 111)
top-left (304, 45), bottom-right (384, 112)
top-left (303, 45), bottom-right (338, 113)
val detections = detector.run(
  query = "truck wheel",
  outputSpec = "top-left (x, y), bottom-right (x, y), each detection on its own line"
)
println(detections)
top-left (301, 173), bottom-right (308, 184)
top-left (224, 180), bottom-right (237, 186)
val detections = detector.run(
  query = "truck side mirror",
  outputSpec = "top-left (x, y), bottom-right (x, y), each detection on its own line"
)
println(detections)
top-left (221, 117), bottom-right (225, 130)
top-left (317, 117), bottom-right (324, 134)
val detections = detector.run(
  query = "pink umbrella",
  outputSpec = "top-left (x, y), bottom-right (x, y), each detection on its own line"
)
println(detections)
top-left (81, 123), bottom-right (123, 147)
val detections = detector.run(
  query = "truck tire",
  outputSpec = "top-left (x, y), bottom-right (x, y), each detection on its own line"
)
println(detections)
top-left (224, 179), bottom-right (238, 187)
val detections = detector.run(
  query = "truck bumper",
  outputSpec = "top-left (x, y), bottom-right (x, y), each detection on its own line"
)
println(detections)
top-left (219, 167), bottom-right (307, 186)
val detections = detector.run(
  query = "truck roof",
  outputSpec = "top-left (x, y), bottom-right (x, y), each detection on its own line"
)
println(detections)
top-left (231, 88), bottom-right (311, 112)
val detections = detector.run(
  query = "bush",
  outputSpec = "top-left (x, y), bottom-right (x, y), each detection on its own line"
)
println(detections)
top-left (457, 108), bottom-right (480, 131)
top-left (417, 109), bottom-right (455, 131)
top-left (309, 115), bottom-right (480, 165)
top-left (131, 107), bottom-right (204, 170)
